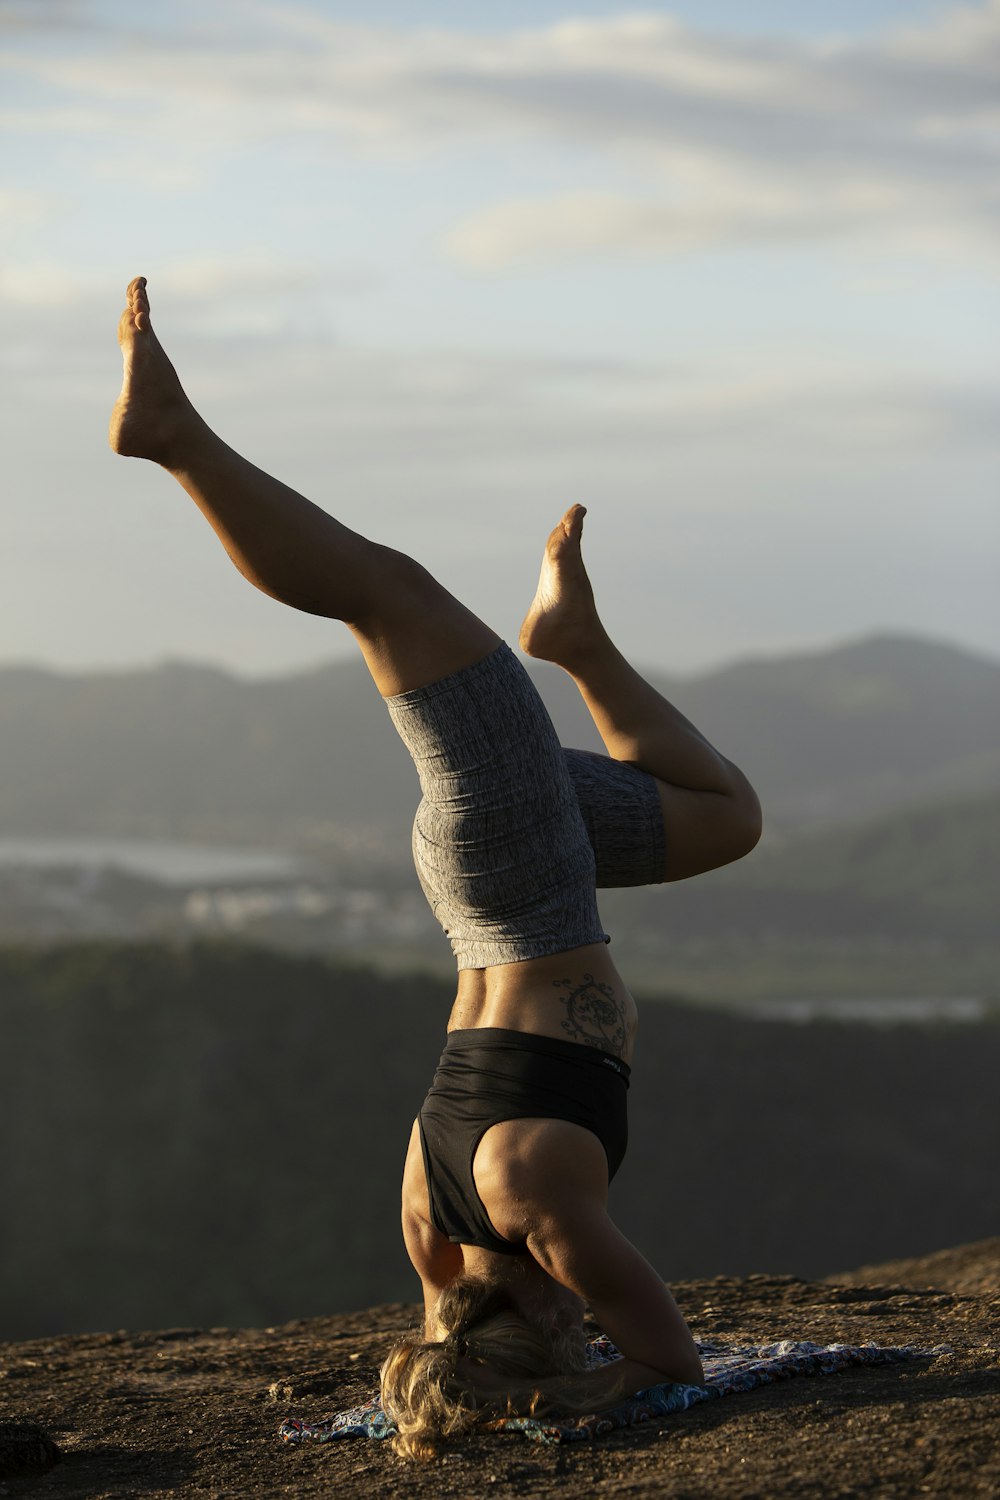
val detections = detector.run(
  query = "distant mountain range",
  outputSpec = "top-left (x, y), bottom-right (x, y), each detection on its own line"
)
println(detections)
top-left (3, 633), bottom-right (998, 857)
top-left (2, 632), bottom-right (997, 996)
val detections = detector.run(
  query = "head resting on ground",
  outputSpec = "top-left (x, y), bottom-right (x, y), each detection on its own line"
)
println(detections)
top-left (380, 1273), bottom-right (609, 1462)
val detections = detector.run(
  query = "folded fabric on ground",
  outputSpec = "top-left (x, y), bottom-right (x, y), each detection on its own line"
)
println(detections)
top-left (277, 1334), bottom-right (946, 1446)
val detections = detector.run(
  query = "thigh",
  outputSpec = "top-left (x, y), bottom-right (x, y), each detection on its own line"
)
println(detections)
top-left (386, 646), bottom-right (608, 968)
top-left (564, 748), bottom-right (667, 887)
top-left (347, 552), bottom-right (500, 698)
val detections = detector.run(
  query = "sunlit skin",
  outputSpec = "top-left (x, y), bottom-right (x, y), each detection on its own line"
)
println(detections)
top-left (112, 276), bottom-right (763, 1395)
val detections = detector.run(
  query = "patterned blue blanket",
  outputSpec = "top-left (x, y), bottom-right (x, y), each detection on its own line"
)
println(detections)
top-left (278, 1335), bottom-right (946, 1446)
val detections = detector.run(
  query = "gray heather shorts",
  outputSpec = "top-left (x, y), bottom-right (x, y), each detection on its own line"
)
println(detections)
top-left (384, 642), bottom-right (666, 970)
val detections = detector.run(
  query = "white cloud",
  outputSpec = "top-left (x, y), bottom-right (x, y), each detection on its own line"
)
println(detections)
top-left (155, 253), bottom-right (321, 300)
top-left (0, 104), bottom-right (114, 132)
top-left (0, 187), bottom-right (65, 245)
top-left (163, 334), bottom-right (998, 468)
top-left (88, 151), bottom-right (208, 193)
top-left (9, 245), bottom-right (992, 460)
top-left (4, 2), bottom-right (999, 267)
top-left (0, 255), bottom-right (81, 305)
top-left (0, 252), bottom-right (377, 350)
top-left (443, 174), bottom-right (926, 268)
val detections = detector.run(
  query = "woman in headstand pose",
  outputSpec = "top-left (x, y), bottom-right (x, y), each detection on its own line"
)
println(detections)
top-left (111, 276), bottom-right (762, 1459)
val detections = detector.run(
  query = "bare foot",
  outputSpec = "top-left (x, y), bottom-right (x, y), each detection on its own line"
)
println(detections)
top-left (109, 277), bottom-right (197, 465)
top-left (519, 505), bottom-right (607, 668)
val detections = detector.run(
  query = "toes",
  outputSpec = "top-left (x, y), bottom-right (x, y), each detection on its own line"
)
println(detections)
top-left (546, 522), bottom-right (568, 557)
top-left (550, 504), bottom-right (585, 551)
top-left (125, 276), bottom-right (150, 332)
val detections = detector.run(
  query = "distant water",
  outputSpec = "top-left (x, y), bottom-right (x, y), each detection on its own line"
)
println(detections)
top-left (0, 836), bottom-right (302, 886)
top-left (742, 996), bottom-right (990, 1025)
top-left (0, 839), bottom-right (993, 1026)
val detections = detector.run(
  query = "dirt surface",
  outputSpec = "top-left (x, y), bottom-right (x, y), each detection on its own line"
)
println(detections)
top-left (1, 1240), bottom-right (998, 1499)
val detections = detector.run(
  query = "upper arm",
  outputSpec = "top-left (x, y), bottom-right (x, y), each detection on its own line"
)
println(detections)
top-left (527, 1202), bottom-right (702, 1383)
top-left (500, 1125), bottom-right (702, 1384)
top-left (401, 1119), bottom-right (464, 1327)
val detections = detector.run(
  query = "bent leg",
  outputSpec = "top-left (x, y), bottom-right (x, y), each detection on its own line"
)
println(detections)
top-left (520, 506), bottom-right (761, 882)
top-left (110, 277), bottom-right (498, 696)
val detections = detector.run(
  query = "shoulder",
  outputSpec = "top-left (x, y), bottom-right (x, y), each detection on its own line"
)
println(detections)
top-left (401, 1119), bottom-right (463, 1299)
top-left (472, 1116), bottom-right (609, 1246)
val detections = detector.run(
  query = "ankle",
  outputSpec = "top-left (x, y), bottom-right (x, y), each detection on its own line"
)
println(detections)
top-left (553, 622), bottom-right (616, 676)
top-left (160, 409), bottom-right (218, 476)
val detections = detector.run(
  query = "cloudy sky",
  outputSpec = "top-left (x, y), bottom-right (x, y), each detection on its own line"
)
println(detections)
top-left (3, 0), bottom-right (998, 679)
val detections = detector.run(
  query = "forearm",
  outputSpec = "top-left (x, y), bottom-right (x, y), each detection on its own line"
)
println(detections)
top-left (529, 1213), bottom-right (706, 1389)
top-left (530, 1353), bottom-right (702, 1418)
top-left (587, 1289), bottom-right (705, 1388)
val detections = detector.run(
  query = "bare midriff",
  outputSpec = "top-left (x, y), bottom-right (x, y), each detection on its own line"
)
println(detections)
top-left (448, 942), bottom-right (638, 1065)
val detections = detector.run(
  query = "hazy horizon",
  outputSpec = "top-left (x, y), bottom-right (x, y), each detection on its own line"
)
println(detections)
top-left (1, 622), bottom-right (997, 686)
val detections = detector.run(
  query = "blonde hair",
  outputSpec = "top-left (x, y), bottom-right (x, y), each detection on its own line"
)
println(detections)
top-left (380, 1275), bottom-right (614, 1462)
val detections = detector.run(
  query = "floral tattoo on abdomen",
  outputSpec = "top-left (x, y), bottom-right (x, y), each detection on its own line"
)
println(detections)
top-left (555, 973), bottom-right (627, 1056)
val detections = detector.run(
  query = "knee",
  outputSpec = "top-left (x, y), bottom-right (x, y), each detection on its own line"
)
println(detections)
top-left (346, 543), bottom-right (440, 626)
top-left (657, 780), bottom-right (763, 883)
top-left (736, 788), bottom-right (764, 857)
top-left (716, 786), bottom-right (763, 870)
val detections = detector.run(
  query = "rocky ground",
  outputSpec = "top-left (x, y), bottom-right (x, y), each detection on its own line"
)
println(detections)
top-left (1, 1240), bottom-right (997, 1499)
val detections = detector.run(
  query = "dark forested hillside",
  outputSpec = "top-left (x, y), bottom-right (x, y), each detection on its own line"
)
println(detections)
top-left (2, 942), bottom-right (996, 1341)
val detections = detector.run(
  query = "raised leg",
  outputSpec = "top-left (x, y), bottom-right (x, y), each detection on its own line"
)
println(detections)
top-left (520, 506), bottom-right (762, 881)
top-left (109, 277), bottom-right (499, 697)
